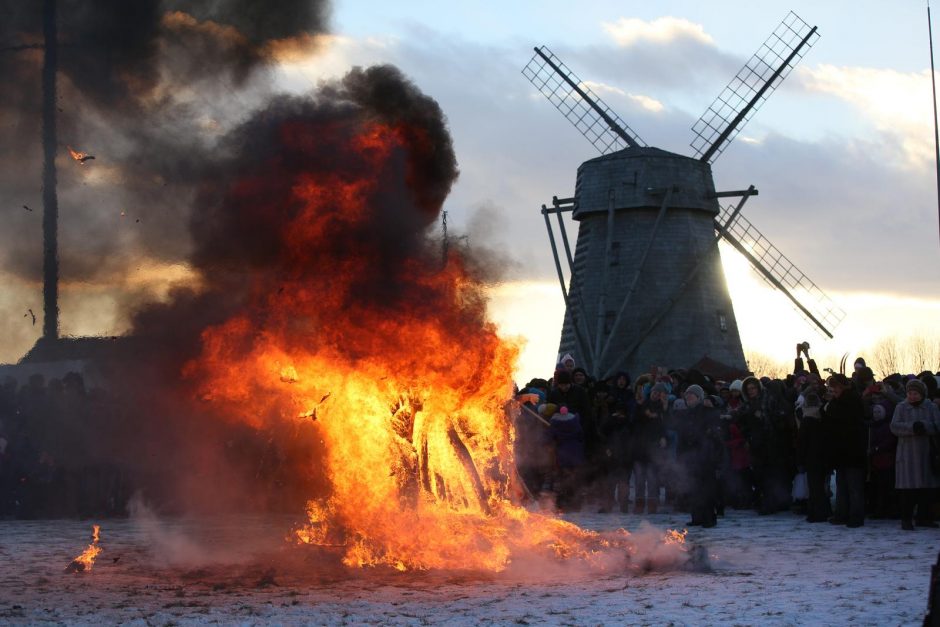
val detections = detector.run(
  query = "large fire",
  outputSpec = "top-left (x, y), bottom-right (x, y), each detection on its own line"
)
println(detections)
top-left (181, 97), bottom-right (686, 573)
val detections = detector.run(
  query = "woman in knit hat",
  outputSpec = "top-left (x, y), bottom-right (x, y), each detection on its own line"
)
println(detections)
top-left (890, 378), bottom-right (940, 530)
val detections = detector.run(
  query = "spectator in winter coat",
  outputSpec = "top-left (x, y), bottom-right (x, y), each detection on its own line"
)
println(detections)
top-left (513, 388), bottom-right (554, 497)
top-left (890, 378), bottom-right (940, 530)
top-left (677, 385), bottom-right (723, 527)
top-left (549, 406), bottom-right (585, 510)
top-left (604, 372), bottom-right (635, 512)
top-left (632, 383), bottom-right (667, 514)
top-left (822, 374), bottom-right (868, 528)
top-left (850, 357), bottom-right (869, 391)
top-left (867, 403), bottom-right (898, 518)
top-left (723, 419), bottom-right (753, 508)
top-left (609, 372), bottom-right (634, 418)
top-left (733, 376), bottom-right (791, 514)
top-left (592, 382), bottom-right (618, 512)
top-left (548, 371), bottom-right (594, 458)
top-left (797, 389), bottom-right (831, 523)
top-left (863, 382), bottom-right (898, 518)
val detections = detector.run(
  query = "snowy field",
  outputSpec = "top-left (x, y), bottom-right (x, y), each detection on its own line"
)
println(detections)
top-left (0, 510), bottom-right (936, 626)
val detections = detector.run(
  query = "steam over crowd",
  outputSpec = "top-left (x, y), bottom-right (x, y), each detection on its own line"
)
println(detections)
top-left (2, 343), bottom-right (940, 533)
top-left (513, 345), bottom-right (940, 530)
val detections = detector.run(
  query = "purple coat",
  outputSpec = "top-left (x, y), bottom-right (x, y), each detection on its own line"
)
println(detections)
top-left (550, 412), bottom-right (585, 469)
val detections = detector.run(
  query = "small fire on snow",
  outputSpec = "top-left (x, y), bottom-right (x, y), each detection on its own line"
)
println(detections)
top-left (664, 529), bottom-right (688, 546)
top-left (65, 525), bottom-right (102, 573)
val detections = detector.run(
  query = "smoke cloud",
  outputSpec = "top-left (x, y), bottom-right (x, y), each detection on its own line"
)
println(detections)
top-left (0, 0), bottom-right (331, 293)
top-left (0, 0), bottom-right (473, 517)
top-left (108, 64), bottom-right (461, 513)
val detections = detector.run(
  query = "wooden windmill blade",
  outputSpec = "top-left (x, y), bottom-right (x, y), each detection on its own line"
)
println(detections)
top-left (522, 46), bottom-right (647, 154)
top-left (691, 12), bottom-right (819, 164)
top-left (714, 206), bottom-right (846, 338)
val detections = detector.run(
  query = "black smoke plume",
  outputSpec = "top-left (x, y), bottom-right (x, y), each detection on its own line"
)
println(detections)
top-left (0, 0), bottom-right (331, 300)
top-left (1, 0), bottom-right (470, 516)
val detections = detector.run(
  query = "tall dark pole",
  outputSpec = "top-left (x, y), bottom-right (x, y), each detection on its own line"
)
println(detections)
top-left (929, 2), bottom-right (940, 245)
top-left (41, 0), bottom-right (59, 339)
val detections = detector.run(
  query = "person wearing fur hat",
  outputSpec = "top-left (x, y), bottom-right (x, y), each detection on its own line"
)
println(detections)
top-left (822, 374), bottom-right (868, 528)
top-left (890, 378), bottom-right (940, 530)
top-left (676, 384), bottom-right (723, 527)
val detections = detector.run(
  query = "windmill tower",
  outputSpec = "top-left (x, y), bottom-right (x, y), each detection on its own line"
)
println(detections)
top-left (523, 11), bottom-right (844, 379)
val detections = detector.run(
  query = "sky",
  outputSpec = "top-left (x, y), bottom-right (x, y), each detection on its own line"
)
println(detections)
top-left (1, 0), bottom-right (938, 383)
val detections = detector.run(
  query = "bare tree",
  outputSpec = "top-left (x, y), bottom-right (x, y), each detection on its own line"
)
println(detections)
top-left (870, 336), bottom-right (903, 378)
top-left (745, 351), bottom-right (789, 379)
top-left (908, 335), bottom-right (940, 373)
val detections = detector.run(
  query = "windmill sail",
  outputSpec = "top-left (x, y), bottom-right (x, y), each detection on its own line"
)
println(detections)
top-left (691, 12), bottom-right (819, 164)
top-left (522, 46), bottom-right (646, 154)
top-left (714, 205), bottom-right (845, 338)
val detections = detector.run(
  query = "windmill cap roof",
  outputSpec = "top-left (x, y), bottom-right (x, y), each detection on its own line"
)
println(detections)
top-left (580, 146), bottom-right (700, 165)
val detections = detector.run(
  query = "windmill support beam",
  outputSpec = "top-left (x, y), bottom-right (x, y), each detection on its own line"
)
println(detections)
top-left (542, 205), bottom-right (570, 304)
top-left (717, 185), bottom-right (757, 234)
top-left (542, 205), bottom-right (595, 367)
top-left (709, 189), bottom-right (761, 198)
top-left (602, 186), bottom-right (755, 378)
top-left (699, 25), bottom-right (818, 163)
top-left (597, 187), bottom-right (673, 370)
top-left (541, 205), bottom-right (574, 215)
top-left (552, 196), bottom-right (576, 274)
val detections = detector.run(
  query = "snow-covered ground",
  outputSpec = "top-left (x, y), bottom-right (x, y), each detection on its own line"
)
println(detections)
top-left (0, 509), bottom-right (936, 625)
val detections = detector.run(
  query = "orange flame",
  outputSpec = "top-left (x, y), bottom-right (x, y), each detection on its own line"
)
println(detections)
top-left (664, 529), bottom-right (688, 545)
top-left (183, 117), bottom-right (687, 573)
top-left (67, 146), bottom-right (93, 164)
top-left (67, 524), bottom-right (102, 573)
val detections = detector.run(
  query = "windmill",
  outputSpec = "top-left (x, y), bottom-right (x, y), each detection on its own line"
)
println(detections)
top-left (522, 11), bottom-right (845, 380)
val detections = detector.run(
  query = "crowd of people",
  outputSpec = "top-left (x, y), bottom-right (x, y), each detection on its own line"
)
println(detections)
top-left (0, 372), bottom-right (288, 518)
top-left (0, 373), bottom-right (131, 519)
top-left (3, 344), bottom-right (940, 531)
top-left (513, 345), bottom-right (940, 530)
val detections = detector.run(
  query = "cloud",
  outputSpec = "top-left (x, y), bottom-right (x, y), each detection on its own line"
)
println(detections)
top-left (602, 16), bottom-right (715, 48)
top-left (3, 16), bottom-right (938, 367)
top-left (581, 81), bottom-right (665, 113)
top-left (629, 93), bottom-right (665, 113)
top-left (798, 64), bottom-right (934, 168)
